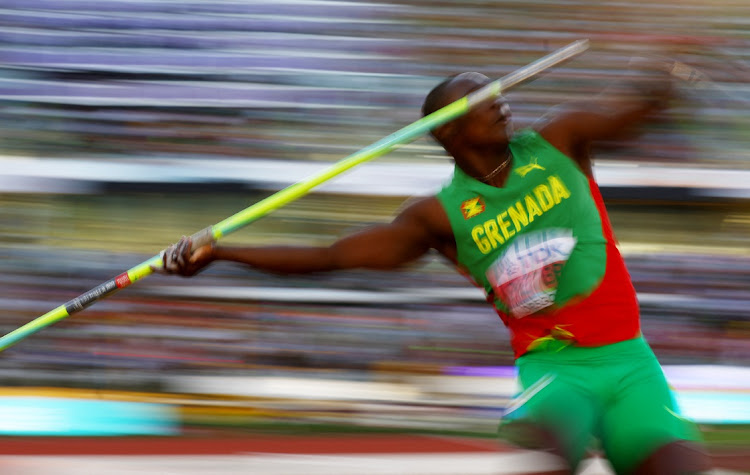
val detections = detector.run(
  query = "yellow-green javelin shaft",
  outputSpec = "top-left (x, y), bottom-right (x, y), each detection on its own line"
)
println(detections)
top-left (0, 39), bottom-right (589, 351)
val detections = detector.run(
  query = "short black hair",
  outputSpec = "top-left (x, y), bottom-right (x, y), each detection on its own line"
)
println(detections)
top-left (421, 74), bottom-right (460, 117)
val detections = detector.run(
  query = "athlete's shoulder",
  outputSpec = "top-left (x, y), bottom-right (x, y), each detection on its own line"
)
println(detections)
top-left (397, 195), bottom-right (446, 223)
top-left (531, 102), bottom-right (586, 148)
top-left (528, 110), bottom-right (595, 176)
top-left (510, 127), bottom-right (540, 143)
top-left (510, 128), bottom-right (555, 156)
top-left (396, 196), bottom-right (453, 242)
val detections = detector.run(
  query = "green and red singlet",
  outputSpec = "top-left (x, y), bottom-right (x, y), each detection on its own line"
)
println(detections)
top-left (437, 129), bottom-right (640, 358)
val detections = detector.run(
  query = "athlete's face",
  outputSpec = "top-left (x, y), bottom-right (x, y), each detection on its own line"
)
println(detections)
top-left (442, 73), bottom-right (514, 148)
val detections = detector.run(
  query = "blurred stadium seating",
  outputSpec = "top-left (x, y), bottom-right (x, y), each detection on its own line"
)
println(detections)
top-left (0, 0), bottom-right (748, 436)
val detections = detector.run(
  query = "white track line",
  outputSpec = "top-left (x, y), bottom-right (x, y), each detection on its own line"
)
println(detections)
top-left (0, 452), bottom-right (569, 475)
top-left (0, 453), bottom-right (743, 475)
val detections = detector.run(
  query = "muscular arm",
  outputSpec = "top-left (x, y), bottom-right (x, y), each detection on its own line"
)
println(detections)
top-left (214, 206), bottom-right (436, 273)
top-left (160, 196), bottom-right (456, 276)
top-left (536, 61), bottom-right (675, 175)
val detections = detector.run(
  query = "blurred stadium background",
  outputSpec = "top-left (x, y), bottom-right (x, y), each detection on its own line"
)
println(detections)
top-left (0, 1), bottom-right (749, 473)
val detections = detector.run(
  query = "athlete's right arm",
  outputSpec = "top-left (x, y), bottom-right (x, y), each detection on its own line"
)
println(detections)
top-left (155, 196), bottom-right (455, 277)
top-left (536, 56), bottom-right (679, 175)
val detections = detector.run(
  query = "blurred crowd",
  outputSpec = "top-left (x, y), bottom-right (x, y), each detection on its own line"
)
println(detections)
top-left (2, 0), bottom-right (749, 167)
top-left (0, 193), bottom-right (748, 392)
top-left (0, 0), bottom-right (749, 393)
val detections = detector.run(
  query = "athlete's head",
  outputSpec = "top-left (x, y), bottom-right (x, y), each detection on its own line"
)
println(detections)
top-left (422, 72), bottom-right (514, 153)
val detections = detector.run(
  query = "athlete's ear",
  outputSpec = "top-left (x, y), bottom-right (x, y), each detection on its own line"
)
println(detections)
top-left (433, 121), bottom-right (457, 146)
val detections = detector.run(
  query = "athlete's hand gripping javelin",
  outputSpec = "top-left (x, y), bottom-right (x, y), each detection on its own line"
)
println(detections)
top-left (155, 236), bottom-right (215, 277)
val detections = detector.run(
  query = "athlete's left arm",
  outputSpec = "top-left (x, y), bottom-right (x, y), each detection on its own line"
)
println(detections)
top-left (535, 59), bottom-right (676, 175)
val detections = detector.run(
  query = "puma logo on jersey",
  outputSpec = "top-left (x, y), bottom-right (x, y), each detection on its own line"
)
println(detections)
top-left (461, 196), bottom-right (486, 219)
top-left (515, 157), bottom-right (546, 177)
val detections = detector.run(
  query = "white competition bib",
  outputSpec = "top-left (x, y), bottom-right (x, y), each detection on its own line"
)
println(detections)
top-left (485, 229), bottom-right (576, 318)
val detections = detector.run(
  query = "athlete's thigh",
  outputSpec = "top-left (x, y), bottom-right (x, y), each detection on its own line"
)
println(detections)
top-left (600, 357), bottom-right (703, 474)
top-left (499, 360), bottom-right (597, 469)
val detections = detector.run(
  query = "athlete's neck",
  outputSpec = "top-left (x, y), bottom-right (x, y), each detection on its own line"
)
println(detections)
top-left (457, 145), bottom-right (513, 187)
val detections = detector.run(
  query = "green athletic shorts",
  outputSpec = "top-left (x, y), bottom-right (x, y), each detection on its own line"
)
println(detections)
top-left (498, 337), bottom-right (703, 474)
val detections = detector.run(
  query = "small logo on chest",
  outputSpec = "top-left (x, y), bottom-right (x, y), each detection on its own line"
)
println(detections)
top-left (515, 156), bottom-right (546, 177)
top-left (461, 196), bottom-right (486, 219)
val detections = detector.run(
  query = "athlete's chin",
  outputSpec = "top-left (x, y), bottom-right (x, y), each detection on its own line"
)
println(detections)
top-left (493, 128), bottom-right (513, 144)
top-left (492, 120), bottom-right (513, 139)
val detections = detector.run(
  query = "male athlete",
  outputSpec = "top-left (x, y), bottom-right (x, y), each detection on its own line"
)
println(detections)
top-left (157, 60), bottom-right (712, 474)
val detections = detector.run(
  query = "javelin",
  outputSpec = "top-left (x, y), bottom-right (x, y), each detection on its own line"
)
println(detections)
top-left (0, 39), bottom-right (589, 351)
